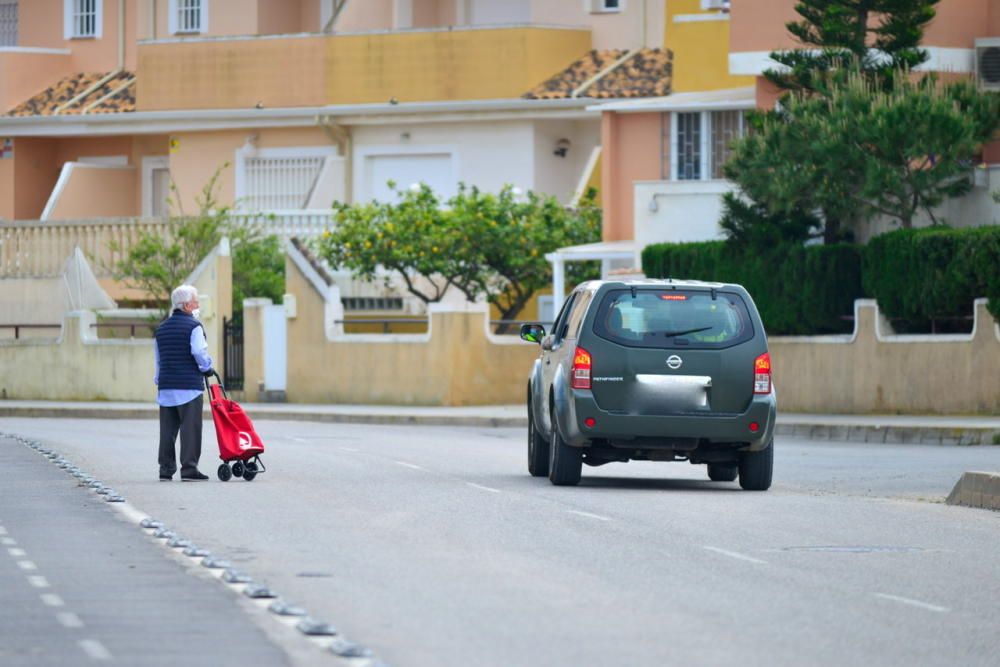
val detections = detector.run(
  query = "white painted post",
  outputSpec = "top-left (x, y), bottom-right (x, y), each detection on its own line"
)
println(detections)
top-left (551, 255), bottom-right (565, 320)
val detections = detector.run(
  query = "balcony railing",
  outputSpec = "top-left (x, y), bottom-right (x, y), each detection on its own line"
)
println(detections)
top-left (0, 211), bottom-right (333, 278)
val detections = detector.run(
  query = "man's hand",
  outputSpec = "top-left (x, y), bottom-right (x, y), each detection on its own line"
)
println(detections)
top-left (202, 369), bottom-right (216, 378)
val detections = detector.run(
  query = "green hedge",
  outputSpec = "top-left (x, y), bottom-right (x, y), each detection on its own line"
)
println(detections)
top-left (642, 226), bottom-right (1000, 336)
top-left (863, 226), bottom-right (1000, 330)
top-left (641, 242), bottom-right (863, 335)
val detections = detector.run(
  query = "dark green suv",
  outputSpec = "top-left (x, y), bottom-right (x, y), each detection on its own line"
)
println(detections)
top-left (521, 279), bottom-right (775, 489)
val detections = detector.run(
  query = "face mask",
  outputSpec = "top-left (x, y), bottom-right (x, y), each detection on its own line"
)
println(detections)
top-left (192, 309), bottom-right (201, 320)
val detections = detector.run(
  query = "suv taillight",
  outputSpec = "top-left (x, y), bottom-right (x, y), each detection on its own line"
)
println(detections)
top-left (754, 352), bottom-right (771, 394)
top-left (572, 346), bottom-right (592, 390)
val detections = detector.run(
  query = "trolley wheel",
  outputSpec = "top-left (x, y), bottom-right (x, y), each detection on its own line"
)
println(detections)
top-left (242, 461), bottom-right (258, 482)
top-left (217, 463), bottom-right (232, 482)
top-left (231, 460), bottom-right (245, 478)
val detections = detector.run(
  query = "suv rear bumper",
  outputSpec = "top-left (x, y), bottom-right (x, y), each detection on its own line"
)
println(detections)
top-left (558, 390), bottom-right (776, 451)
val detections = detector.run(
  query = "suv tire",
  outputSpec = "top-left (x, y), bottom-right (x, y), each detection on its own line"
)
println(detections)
top-left (527, 397), bottom-right (550, 477)
top-left (738, 440), bottom-right (773, 491)
top-left (707, 463), bottom-right (738, 482)
top-left (548, 406), bottom-right (582, 486)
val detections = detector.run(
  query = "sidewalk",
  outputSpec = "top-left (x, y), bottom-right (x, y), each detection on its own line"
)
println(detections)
top-left (1, 400), bottom-right (998, 445)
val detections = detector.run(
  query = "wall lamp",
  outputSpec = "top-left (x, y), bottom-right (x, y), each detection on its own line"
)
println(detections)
top-left (648, 193), bottom-right (669, 213)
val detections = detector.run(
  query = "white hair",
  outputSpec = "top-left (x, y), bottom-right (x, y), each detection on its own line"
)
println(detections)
top-left (171, 285), bottom-right (198, 310)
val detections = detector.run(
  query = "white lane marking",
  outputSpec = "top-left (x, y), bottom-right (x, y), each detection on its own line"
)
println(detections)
top-left (567, 510), bottom-right (612, 522)
top-left (17, 560), bottom-right (38, 571)
top-left (466, 482), bottom-right (501, 494)
top-left (8, 547), bottom-right (26, 556)
top-left (79, 639), bottom-right (112, 660)
top-left (27, 575), bottom-right (50, 588)
top-left (115, 503), bottom-right (148, 525)
top-left (874, 593), bottom-right (949, 613)
top-left (41, 594), bottom-right (65, 607)
top-left (0, 527), bottom-right (6, 535)
top-left (703, 546), bottom-right (768, 565)
top-left (57, 612), bottom-right (84, 628)
top-left (290, 437), bottom-right (311, 443)
top-left (0, 537), bottom-right (15, 546)
top-left (394, 461), bottom-right (426, 471)
top-left (340, 447), bottom-right (360, 453)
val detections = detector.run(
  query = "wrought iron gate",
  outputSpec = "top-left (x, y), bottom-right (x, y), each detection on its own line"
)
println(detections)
top-left (222, 316), bottom-right (244, 391)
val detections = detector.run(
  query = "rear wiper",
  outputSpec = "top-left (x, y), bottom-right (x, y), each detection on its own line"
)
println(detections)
top-left (660, 326), bottom-right (713, 337)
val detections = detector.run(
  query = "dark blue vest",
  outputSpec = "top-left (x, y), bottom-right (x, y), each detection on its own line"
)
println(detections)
top-left (155, 310), bottom-right (205, 390)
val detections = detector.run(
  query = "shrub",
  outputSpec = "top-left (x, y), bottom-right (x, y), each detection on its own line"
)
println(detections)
top-left (863, 226), bottom-right (1000, 331)
top-left (641, 242), bottom-right (863, 335)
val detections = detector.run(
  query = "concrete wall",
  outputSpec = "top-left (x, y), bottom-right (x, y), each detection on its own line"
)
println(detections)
top-left (46, 164), bottom-right (138, 220)
top-left (0, 311), bottom-right (155, 401)
top-left (665, 0), bottom-right (752, 93)
top-left (633, 179), bottom-right (730, 251)
top-left (0, 50), bottom-right (73, 113)
top-left (600, 111), bottom-right (661, 241)
top-left (771, 299), bottom-right (1000, 414)
top-left (18, 0), bottom-right (138, 72)
top-left (136, 26), bottom-right (591, 111)
top-left (0, 240), bottom-right (231, 400)
top-left (282, 245), bottom-right (539, 405)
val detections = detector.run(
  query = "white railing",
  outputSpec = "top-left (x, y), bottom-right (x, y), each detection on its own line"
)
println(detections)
top-left (232, 210), bottom-right (333, 238)
top-left (0, 211), bottom-right (333, 278)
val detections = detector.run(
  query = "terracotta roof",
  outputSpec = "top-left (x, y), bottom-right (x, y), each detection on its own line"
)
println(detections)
top-left (7, 71), bottom-right (136, 117)
top-left (523, 48), bottom-right (672, 100)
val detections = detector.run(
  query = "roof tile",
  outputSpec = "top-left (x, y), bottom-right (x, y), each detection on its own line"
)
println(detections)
top-left (7, 71), bottom-right (136, 116)
top-left (523, 48), bottom-right (672, 100)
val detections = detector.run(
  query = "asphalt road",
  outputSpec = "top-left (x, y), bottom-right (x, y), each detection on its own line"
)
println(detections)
top-left (0, 434), bottom-right (293, 667)
top-left (1, 417), bottom-right (998, 667)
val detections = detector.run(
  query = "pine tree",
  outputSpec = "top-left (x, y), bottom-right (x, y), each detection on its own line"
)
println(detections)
top-left (766, 0), bottom-right (940, 94)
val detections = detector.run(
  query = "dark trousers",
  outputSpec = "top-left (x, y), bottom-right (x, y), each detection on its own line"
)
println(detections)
top-left (158, 395), bottom-right (203, 477)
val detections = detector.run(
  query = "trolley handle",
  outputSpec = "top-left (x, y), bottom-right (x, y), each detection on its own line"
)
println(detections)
top-left (204, 370), bottom-right (228, 399)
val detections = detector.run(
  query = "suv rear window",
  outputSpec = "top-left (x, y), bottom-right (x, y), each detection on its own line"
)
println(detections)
top-left (593, 289), bottom-right (754, 349)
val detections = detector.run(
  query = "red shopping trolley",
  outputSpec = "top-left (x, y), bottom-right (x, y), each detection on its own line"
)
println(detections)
top-left (206, 371), bottom-right (266, 482)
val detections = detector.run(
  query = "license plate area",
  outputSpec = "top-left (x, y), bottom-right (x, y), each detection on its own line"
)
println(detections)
top-left (632, 374), bottom-right (712, 414)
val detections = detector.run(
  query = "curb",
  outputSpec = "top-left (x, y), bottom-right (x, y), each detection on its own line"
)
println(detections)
top-left (772, 423), bottom-right (1000, 446)
top-left (1, 404), bottom-right (997, 445)
top-left (946, 471), bottom-right (1000, 511)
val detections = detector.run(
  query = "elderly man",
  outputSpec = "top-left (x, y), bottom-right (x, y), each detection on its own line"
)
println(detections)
top-left (153, 284), bottom-right (214, 481)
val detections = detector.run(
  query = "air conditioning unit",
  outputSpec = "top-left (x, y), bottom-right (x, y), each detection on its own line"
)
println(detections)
top-left (701, 0), bottom-right (731, 11)
top-left (975, 38), bottom-right (1000, 91)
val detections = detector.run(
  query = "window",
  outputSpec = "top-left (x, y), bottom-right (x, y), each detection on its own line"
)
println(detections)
top-left (590, 0), bottom-right (623, 13)
top-left (170, 0), bottom-right (205, 34)
top-left (565, 291), bottom-right (594, 340)
top-left (64, 0), bottom-right (101, 39)
top-left (0, 1), bottom-right (17, 47)
top-left (245, 155), bottom-right (326, 210)
top-left (667, 110), bottom-right (747, 181)
top-left (342, 297), bottom-right (404, 312)
top-left (594, 289), bottom-right (753, 350)
top-left (674, 112), bottom-right (701, 181)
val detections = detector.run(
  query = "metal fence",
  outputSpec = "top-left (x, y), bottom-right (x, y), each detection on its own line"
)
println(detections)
top-left (223, 316), bottom-right (244, 391)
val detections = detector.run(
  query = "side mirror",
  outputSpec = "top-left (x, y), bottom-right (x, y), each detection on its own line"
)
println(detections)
top-left (540, 335), bottom-right (555, 351)
top-left (520, 323), bottom-right (546, 344)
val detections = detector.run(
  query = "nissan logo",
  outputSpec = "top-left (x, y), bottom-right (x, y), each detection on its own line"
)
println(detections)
top-left (666, 355), bottom-right (683, 370)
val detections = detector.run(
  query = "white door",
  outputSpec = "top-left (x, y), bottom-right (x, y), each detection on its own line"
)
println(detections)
top-left (151, 168), bottom-right (171, 217)
top-left (364, 153), bottom-right (455, 202)
top-left (262, 304), bottom-right (287, 392)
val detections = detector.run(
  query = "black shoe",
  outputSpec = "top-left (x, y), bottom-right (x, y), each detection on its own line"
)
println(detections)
top-left (159, 474), bottom-right (173, 481)
top-left (181, 471), bottom-right (209, 482)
